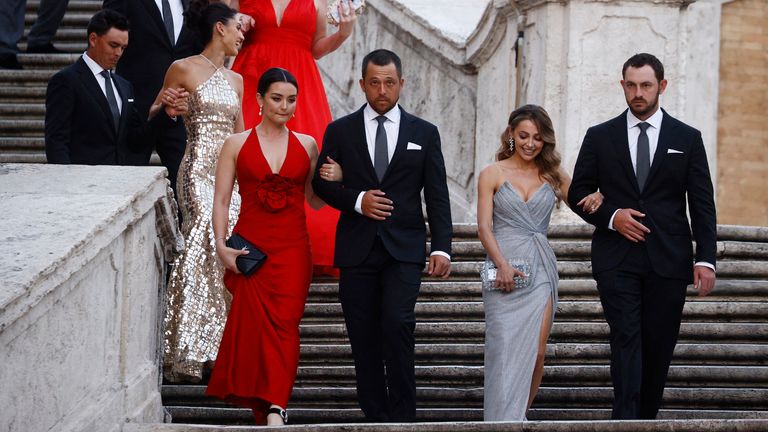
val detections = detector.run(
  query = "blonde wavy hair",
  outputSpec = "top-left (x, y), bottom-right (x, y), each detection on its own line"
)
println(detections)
top-left (496, 104), bottom-right (563, 203)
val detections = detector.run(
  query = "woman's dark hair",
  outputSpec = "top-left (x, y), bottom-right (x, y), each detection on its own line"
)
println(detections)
top-left (257, 68), bottom-right (299, 95)
top-left (622, 53), bottom-right (664, 82)
top-left (497, 104), bottom-right (563, 203)
top-left (185, 0), bottom-right (237, 45)
top-left (86, 8), bottom-right (129, 40)
top-left (362, 49), bottom-right (402, 78)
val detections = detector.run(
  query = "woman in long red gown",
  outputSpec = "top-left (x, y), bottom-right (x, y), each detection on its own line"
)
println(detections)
top-left (227, 0), bottom-right (357, 275)
top-left (207, 68), bottom-right (342, 425)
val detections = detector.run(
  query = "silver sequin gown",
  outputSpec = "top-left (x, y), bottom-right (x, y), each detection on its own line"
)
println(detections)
top-left (163, 69), bottom-right (241, 382)
top-left (483, 182), bottom-right (559, 421)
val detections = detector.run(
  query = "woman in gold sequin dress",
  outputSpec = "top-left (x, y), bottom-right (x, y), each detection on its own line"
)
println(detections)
top-left (148, 0), bottom-right (245, 382)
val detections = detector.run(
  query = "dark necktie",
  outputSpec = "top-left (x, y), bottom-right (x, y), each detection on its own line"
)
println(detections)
top-left (374, 116), bottom-right (389, 181)
top-left (162, 0), bottom-right (175, 46)
top-left (636, 122), bottom-right (650, 192)
top-left (100, 70), bottom-right (121, 131)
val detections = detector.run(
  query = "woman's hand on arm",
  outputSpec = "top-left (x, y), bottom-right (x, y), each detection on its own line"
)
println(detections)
top-left (149, 61), bottom-right (187, 120)
top-left (318, 156), bottom-right (342, 182)
top-left (560, 168), bottom-right (604, 214)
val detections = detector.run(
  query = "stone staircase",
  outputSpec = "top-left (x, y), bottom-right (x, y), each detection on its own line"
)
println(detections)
top-left (0, 1), bottom-right (104, 163)
top-left (159, 224), bottom-right (768, 428)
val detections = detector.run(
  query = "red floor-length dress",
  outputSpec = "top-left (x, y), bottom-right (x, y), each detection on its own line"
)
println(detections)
top-left (206, 129), bottom-right (312, 422)
top-left (233, 0), bottom-right (338, 272)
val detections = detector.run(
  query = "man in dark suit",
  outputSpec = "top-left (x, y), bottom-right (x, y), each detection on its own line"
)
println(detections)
top-left (102, 0), bottom-right (201, 190)
top-left (313, 49), bottom-right (453, 422)
top-left (568, 53), bottom-right (717, 419)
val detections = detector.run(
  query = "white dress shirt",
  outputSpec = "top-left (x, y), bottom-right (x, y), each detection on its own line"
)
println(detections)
top-left (154, 0), bottom-right (184, 43)
top-left (353, 103), bottom-right (449, 260)
top-left (608, 108), bottom-right (714, 271)
top-left (82, 52), bottom-right (122, 113)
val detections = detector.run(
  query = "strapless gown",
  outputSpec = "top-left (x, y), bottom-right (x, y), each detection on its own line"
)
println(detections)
top-left (206, 129), bottom-right (312, 424)
top-left (163, 69), bottom-right (241, 382)
top-left (233, 0), bottom-right (338, 272)
top-left (483, 182), bottom-right (559, 421)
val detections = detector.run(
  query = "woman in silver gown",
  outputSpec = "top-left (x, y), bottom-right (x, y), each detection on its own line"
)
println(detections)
top-left (477, 105), bottom-right (603, 420)
top-left (148, 0), bottom-right (245, 382)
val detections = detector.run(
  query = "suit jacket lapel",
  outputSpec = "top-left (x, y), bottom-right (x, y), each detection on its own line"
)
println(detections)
top-left (141, 0), bottom-right (173, 48)
top-left (646, 108), bottom-right (674, 187)
top-left (382, 105), bottom-right (411, 180)
top-left (351, 106), bottom-right (378, 183)
top-left (75, 58), bottom-right (117, 134)
top-left (610, 110), bottom-right (639, 194)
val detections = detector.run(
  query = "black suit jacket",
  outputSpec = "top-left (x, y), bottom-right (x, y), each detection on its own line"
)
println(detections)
top-left (313, 105), bottom-right (453, 267)
top-left (45, 57), bottom-right (147, 165)
top-left (103, 0), bottom-right (201, 164)
top-left (568, 109), bottom-right (717, 282)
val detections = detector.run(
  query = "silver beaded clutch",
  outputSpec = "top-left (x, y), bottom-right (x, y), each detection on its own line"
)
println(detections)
top-left (480, 259), bottom-right (532, 291)
top-left (327, 0), bottom-right (366, 25)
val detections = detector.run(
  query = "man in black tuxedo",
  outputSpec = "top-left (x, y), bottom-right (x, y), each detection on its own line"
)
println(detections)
top-left (45, 10), bottom-right (146, 165)
top-left (568, 53), bottom-right (717, 419)
top-left (103, 0), bottom-right (201, 191)
top-left (313, 49), bottom-right (452, 422)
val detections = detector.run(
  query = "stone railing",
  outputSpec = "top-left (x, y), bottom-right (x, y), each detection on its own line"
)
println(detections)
top-left (0, 164), bottom-right (182, 432)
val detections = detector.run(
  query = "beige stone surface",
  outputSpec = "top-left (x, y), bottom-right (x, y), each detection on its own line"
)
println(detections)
top-left (0, 164), bottom-right (180, 432)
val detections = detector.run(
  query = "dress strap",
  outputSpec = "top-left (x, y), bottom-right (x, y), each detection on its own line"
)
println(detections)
top-left (198, 54), bottom-right (222, 70)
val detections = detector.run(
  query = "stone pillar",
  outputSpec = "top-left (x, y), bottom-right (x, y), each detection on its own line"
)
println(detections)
top-left (0, 164), bottom-right (182, 432)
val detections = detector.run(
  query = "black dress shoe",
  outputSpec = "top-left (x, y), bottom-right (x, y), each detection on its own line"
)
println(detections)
top-left (0, 54), bottom-right (22, 69)
top-left (26, 42), bottom-right (66, 54)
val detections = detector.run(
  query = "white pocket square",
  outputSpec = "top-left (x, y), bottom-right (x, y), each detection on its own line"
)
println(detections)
top-left (127, 98), bottom-right (134, 102)
top-left (407, 142), bottom-right (422, 151)
top-left (667, 148), bottom-right (683, 154)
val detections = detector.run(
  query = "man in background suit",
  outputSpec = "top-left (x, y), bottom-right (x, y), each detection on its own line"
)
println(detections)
top-left (568, 53), bottom-right (717, 419)
top-left (313, 49), bottom-right (453, 422)
top-left (103, 0), bottom-right (201, 191)
top-left (45, 9), bottom-right (184, 165)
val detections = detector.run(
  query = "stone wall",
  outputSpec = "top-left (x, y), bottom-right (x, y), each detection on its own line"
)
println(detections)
top-left (0, 165), bottom-right (181, 432)
top-left (716, 0), bottom-right (768, 226)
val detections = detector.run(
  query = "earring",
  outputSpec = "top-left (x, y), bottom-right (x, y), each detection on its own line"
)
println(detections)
top-left (507, 136), bottom-right (515, 153)
top-left (258, 106), bottom-right (262, 116)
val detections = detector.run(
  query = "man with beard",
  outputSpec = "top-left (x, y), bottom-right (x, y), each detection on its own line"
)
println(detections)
top-left (568, 53), bottom-right (716, 419)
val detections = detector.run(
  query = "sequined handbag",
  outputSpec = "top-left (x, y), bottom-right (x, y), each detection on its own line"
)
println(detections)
top-left (480, 258), bottom-right (532, 291)
top-left (225, 233), bottom-right (267, 276)
top-left (327, 0), bottom-right (365, 25)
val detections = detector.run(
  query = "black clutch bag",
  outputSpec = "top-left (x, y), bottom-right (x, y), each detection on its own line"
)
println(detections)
top-left (225, 233), bottom-right (267, 276)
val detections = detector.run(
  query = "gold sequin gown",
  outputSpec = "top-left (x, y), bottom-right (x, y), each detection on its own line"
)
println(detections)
top-left (163, 68), bottom-right (241, 382)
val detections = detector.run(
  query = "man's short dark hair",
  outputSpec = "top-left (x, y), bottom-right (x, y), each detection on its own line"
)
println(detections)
top-left (362, 49), bottom-right (402, 78)
top-left (86, 8), bottom-right (130, 40)
top-left (622, 53), bottom-right (664, 82)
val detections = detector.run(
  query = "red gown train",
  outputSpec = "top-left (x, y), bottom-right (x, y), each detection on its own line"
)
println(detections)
top-left (206, 130), bottom-right (312, 423)
top-left (233, 0), bottom-right (338, 272)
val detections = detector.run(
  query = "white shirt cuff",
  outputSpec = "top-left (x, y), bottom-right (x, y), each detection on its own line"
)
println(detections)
top-left (695, 261), bottom-right (715, 272)
top-left (430, 251), bottom-right (451, 261)
top-left (354, 191), bottom-right (364, 215)
top-left (608, 209), bottom-right (620, 230)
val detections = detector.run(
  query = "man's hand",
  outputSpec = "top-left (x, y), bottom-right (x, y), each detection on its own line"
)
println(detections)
top-left (693, 265), bottom-right (715, 297)
top-left (427, 255), bottom-right (451, 279)
top-left (613, 208), bottom-right (650, 242)
top-left (361, 189), bottom-right (393, 221)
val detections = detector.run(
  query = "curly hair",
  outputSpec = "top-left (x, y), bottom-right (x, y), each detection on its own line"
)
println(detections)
top-left (496, 104), bottom-right (563, 203)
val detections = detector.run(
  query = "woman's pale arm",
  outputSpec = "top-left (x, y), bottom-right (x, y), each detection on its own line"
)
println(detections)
top-left (213, 134), bottom-right (248, 272)
top-left (310, 0), bottom-right (356, 59)
top-left (303, 138), bottom-right (327, 210)
top-left (477, 166), bottom-right (524, 291)
top-left (148, 61), bottom-right (188, 120)
top-left (232, 73), bottom-right (245, 133)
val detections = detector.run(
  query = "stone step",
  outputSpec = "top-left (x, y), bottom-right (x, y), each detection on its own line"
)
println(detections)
top-left (25, 13), bottom-right (94, 28)
top-left (0, 69), bottom-right (60, 83)
top-left (0, 119), bottom-right (44, 136)
top-left (0, 103), bottom-right (45, 118)
top-left (18, 53), bottom-right (80, 68)
top-left (306, 279), bottom-right (768, 302)
top-left (300, 300), bottom-right (768, 323)
top-left (299, 322), bottom-right (768, 343)
top-left (125, 418), bottom-right (768, 431)
top-left (0, 138), bottom-right (44, 151)
top-left (22, 27), bottom-right (86, 43)
top-left (161, 387), bottom-right (768, 422)
top-left (296, 342), bottom-right (768, 366)
top-left (0, 86), bottom-right (47, 102)
top-left (26, 0), bottom-right (101, 13)
top-left (0, 152), bottom-right (46, 164)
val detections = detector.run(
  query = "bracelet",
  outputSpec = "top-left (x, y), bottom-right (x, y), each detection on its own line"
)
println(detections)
top-left (215, 237), bottom-right (226, 242)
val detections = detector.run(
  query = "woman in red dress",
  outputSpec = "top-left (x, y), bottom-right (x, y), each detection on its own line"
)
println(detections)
top-left (227, 0), bottom-right (358, 275)
top-left (207, 68), bottom-right (342, 425)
